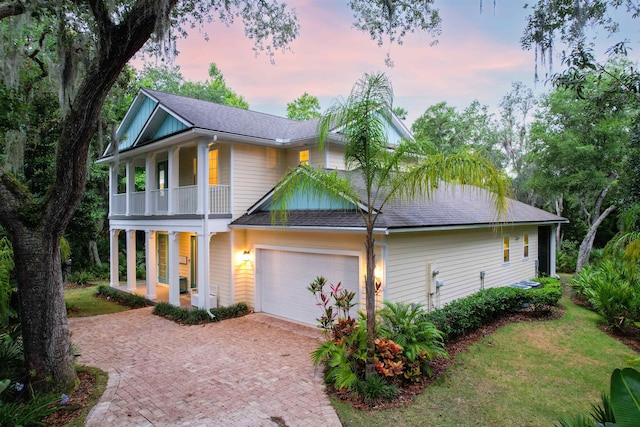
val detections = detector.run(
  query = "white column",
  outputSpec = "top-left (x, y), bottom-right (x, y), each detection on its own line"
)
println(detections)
top-left (145, 154), bottom-right (156, 216)
top-left (550, 224), bottom-right (558, 278)
top-left (145, 230), bottom-right (157, 300)
top-left (168, 231), bottom-right (180, 306)
top-left (196, 139), bottom-right (210, 215)
top-left (125, 160), bottom-right (135, 216)
top-left (126, 229), bottom-right (137, 293)
top-left (108, 165), bottom-right (117, 217)
top-left (109, 229), bottom-right (120, 288)
top-left (167, 148), bottom-right (179, 215)
top-left (196, 233), bottom-right (211, 309)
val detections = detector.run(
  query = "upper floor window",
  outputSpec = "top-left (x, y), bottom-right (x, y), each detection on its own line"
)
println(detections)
top-left (523, 233), bottom-right (529, 259)
top-left (503, 236), bottom-right (510, 263)
top-left (299, 149), bottom-right (309, 166)
top-left (209, 149), bottom-right (218, 185)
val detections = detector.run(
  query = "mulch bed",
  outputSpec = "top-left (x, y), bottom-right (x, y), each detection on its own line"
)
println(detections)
top-left (43, 370), bottom-right (97, 427)
top-left (331, 306), bottom-right (566, 411)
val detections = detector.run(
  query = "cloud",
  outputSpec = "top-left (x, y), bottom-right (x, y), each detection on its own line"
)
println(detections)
top-left (146, 1), bottom-right (538, 124)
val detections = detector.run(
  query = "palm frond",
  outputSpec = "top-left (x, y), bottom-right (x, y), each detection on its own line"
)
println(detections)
top-left (392, 149), bottom-right (512, 220)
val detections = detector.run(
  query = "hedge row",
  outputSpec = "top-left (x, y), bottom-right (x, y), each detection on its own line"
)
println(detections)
top-left (421, 278), bottom-right (562, 342)
top-left (153, 302), bottom-right (250, 325)
top-left (97, 285), bottom-right (152, 308)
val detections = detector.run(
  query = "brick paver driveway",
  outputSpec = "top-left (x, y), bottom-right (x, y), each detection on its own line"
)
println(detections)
top-left (68, 308), bottom-right (341, 427)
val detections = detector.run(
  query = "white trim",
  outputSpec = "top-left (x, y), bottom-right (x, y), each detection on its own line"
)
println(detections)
top-left (229, 225), bottom-right (380, 234)
top-left (385, 221), bottom-right (567, 234)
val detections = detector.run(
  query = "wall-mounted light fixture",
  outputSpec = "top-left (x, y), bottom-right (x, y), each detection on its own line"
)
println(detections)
top-left (241, 250), bottom-right (251, 263)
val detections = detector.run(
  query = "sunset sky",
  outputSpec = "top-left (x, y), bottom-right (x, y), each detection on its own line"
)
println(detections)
top-left (144, 0), bottom-right (639, 125)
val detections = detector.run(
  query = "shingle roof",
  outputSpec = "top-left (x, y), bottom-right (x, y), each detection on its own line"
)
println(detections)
top-left (143, 88), bottom-right (319, 142)
top-left (231, 179), bottom-right (567, 230)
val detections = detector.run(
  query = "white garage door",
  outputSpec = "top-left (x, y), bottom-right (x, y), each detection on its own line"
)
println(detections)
top-left (257, 249), bottom-right (360, 325)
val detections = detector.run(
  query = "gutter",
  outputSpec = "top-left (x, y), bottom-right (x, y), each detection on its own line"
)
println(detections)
top-left (384, 220), bottom-right (569, 234)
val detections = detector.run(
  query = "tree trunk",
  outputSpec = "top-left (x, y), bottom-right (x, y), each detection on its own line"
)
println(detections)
top-left (575, 204), bottom-right (616, 273)
top-left (364, 228), bottom-right (376, 379)
top-left (89, 240), bottom-right (101, 266)
top-left (12, 227), bottom-right (75, 392)
top-left (0, 0), bottom-right (176, 393)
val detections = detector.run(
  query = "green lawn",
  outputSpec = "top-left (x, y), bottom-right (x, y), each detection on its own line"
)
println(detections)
top-left (64, 285), bottom-right (129, 317)
top-left (333, 296), bottom-right (637, 426)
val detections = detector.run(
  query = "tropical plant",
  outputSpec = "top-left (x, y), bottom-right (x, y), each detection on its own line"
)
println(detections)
top-left (571, 259), bottom-right (640, 329)
top-left (272, 72), bottom-right (509, 378)
top-left (0, 237), bottom-right (15, 325)
top-left (378, 301), bottom-right (447, 366)
top-left (557, 367), bottom-right (640, 427)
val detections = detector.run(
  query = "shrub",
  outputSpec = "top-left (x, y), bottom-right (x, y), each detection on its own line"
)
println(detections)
top-left (153, 302), bottom-right (250, 325)
top-left (557, 240), bottom-right (579, 273)
top-left (96, 285), bottom-right (151, 308)
top-left (353, 374), bottom-right (398, 403)
top-left (422, 279), bottom-right (562, 342)
top-left (210, 302), bottom-right (250, 320)
top-left (571, 260), bottom-right (640, 329)
top-left (67, 271), bottom-right (93, 286)
top-left (90, 263), bottom-right (110, 280)
top-left (378, 301), bottom-right (447, 380)
top-left (0, 392), bottom-right (60, 427)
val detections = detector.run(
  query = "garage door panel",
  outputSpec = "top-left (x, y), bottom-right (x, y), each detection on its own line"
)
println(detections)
top-left (258, 250), bottom-right (360, 325)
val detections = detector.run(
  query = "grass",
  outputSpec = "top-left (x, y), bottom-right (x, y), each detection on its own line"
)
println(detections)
top-left (332, 294), bottom-right (637, 426)
top-left (64, 285), bottom-right (129, 317)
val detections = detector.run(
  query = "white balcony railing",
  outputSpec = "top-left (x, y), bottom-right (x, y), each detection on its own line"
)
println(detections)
top-left (152, 189), bottom-right (169, 213)
top-left (111, 185), bottom-right (231, 216)
top-left (112, 194), bottom-right (126, 215)
top-left (175, 185), bottom-right (198, 214)
top-left (210, 185), bottom-right (230, 214)
top-left (130, 192), bottom-right (145, 215)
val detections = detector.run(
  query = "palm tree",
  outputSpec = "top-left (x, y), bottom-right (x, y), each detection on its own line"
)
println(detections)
top-left (271, 72), bottom-right (510, 378)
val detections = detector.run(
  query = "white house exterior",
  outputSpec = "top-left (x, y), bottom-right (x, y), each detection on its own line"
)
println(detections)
top-left (99, 88), bottom-right (567, 325)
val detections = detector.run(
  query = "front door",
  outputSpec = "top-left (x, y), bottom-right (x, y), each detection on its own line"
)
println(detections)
top-left (190, 236), bottom-right (197, 289)
top-left (538, 226), bottom-right (551, 276)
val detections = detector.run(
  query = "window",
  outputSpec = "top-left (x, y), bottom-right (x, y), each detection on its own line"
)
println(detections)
top-left (503, 236), bottom-right (510, 263)
top-left (523, 233), bottom-right (529, 258)
top-left (299, 149), bottom-right (309, 166)
top-left (158, 234), bottom-right (168, 283)
top-left (192, 158), bottom-right (197, 185)
top-left (208, 149), bottom-right (218, 185)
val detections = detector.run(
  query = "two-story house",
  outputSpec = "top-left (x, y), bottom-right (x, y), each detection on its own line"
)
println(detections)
top-left (99, 88), bottom-right (567, 325)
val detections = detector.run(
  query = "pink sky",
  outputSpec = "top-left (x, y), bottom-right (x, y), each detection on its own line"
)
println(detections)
top-left (144, 1), bottom-right (637, 125)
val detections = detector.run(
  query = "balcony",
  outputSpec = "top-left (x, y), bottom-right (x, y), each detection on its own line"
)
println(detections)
top-left (111, 185), bottom-right (231, 216)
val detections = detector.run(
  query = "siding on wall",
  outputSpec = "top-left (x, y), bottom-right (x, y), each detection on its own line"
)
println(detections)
top-left (178, 146), bottom-right (197, 186)
top-left (385, 226), bottom-right (538, 309)
top-left (211, 232), bottom-right (232, 307)
top-left (120, 97), bottom-right (156, 150)
top-left (178, 233), bottom-right (191, 285)
top-left (326, 145), bottom-right (346, 169)
top-left (152, 114), bottom-right (187, 140)
top-left (232, 144), bottom-right (286, 218)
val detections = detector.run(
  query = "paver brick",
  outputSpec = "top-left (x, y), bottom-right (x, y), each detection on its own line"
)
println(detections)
top-left (70, 309), bottom-right (341, 426)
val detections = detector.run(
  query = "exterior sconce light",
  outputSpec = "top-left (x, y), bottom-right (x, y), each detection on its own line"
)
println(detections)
top-left (241, 250), bottom-right (251, 263)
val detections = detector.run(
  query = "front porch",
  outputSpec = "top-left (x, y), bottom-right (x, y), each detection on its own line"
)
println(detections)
top-left (109, 228), bottom-right (220, 310)
top-left (113, 281), bottom-right (192, 308)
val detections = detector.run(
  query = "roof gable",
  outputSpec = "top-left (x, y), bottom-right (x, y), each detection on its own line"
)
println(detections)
top-left (104, 88), bottom-right (415, 157)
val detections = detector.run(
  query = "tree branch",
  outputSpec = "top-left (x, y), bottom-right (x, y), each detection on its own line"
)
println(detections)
top-left (44, 0), bottom-right (178, 233)
top-left (593, 170), bottom-right (618, 219)
top-left (0, 0), bottom-right (25, 20)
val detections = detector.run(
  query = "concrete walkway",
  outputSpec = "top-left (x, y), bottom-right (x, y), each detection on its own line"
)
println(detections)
top-left (68, 308), bottom-right (342, 427)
